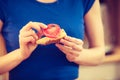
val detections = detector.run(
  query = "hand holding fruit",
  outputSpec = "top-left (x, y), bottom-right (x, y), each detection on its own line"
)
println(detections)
top-left (19, 22), bottom-right (47, 59)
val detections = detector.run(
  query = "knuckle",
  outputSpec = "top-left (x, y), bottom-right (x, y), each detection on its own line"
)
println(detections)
top-left (31, 30), bottom-right (36, 34)
top-left (19, 29), bottom-right (22, 33)
top-left (28, 21), bottom-right (33, 24)
top-left (27, 21), bottom-right (33, 27)
top-left (72, 44), bottom-right (76, 48)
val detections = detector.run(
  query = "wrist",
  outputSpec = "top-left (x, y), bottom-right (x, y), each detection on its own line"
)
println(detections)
top-left (17, 49), bottom-right (29, 61)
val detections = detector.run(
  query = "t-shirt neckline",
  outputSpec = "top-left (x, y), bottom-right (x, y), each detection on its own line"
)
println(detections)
top-left (35, 0), bottom-right (59, 5)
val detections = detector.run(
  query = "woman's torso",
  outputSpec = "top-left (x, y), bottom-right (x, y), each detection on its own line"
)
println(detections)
top-left (0, 0), bottom-right (94, 79)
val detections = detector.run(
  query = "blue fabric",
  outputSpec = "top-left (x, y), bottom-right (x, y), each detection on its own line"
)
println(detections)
top-left (83, 0), bottom-right (95, 16)
top-left (0, 0), bottom-right (95, 80)
top-left (0, 0), bottom-right (6, 23)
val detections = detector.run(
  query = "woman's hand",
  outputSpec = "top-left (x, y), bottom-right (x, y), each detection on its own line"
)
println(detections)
top-left (19, 22), bottom-right (47, 60)
top-left (55, 36), bottom-right (84, 64)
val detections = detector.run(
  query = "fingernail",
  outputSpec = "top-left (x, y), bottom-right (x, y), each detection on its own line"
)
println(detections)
top-left (44, 25), bottom-right (48, 28)
top-left (42, 23), bottom-right (48, 28)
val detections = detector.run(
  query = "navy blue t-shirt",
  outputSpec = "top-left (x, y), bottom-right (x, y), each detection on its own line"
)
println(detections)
top-left (0, 0), bottom-right (94, 80)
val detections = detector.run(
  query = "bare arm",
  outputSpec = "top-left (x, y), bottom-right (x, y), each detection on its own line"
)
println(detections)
top-left (0, 22), bottom-right (47, 74)
top-left (56, 0), bottom-right (105, 66)
top-left (0, 20), bottom-right (7, 56)
top-left (103, 0), bottom-right (120, 63)
top-left (104, 46), bottom-right (120, 63)
top-left (82, 0), bottom-right (105, 65)
top-left (0, 20), bottom-right (24, 74)
top-left (0, 49), bottom-right (25, 74)
top-left (0, 20), bottom-right (9, 80)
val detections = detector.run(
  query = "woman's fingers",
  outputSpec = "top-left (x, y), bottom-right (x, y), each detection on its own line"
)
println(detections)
top-left (22, 21), bottom-right (47, 32)
top-left (56, 43), bottom-right (81, 63)
top-left (64, 36), bottom-right (83, 45)
top-left (33, 22), bottom-right (48, 29)
top-left (22, 22), bottom-right (40, 31)
top-left (18, 22), bottom-right (48, 59)
top-left (19, 34), bottom-right (36, 45)
top-left (20, 29), bottom-right (38, 40)
top-left (55, 43), bottom-right (79, 57)
top-left (60, 36), bottom-right (83, 51)
top-left (60, 39), bottom-right (83, 51)
top-left (20, 22), bottom-right (48, 41)
top-left (66, 54), bottom-right (76, 62)
top-left (55, 36), bottom-right (84, 62)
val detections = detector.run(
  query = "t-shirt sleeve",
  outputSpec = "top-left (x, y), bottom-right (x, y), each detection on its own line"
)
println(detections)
top-left (0, 0), bottom-right (5, 22)
top-left (83, 0), bottom-right (95, 16)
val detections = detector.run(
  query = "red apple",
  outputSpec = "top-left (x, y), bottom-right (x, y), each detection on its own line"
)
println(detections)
top-left (42, 24), bottom-right (61, 38)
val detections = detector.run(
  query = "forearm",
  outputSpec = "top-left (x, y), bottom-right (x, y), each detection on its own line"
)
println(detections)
top-left (0, 21), bottom-right (9, 80)
top-left (104, 54), bottom-right (120, 63)
top-left (103, 47), bottom-right (120, 63)
top-left (0, 49), bottom-right (24, 74)
top-left (77, 47), bottom-right (105, 66)
top-left (80, 0), bottom-right (105, 65)
top-left (0, 34), bottom-right (7, 56)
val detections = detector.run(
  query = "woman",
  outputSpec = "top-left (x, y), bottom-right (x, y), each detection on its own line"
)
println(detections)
top-left (0, 0), bottom-right (105, 80)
